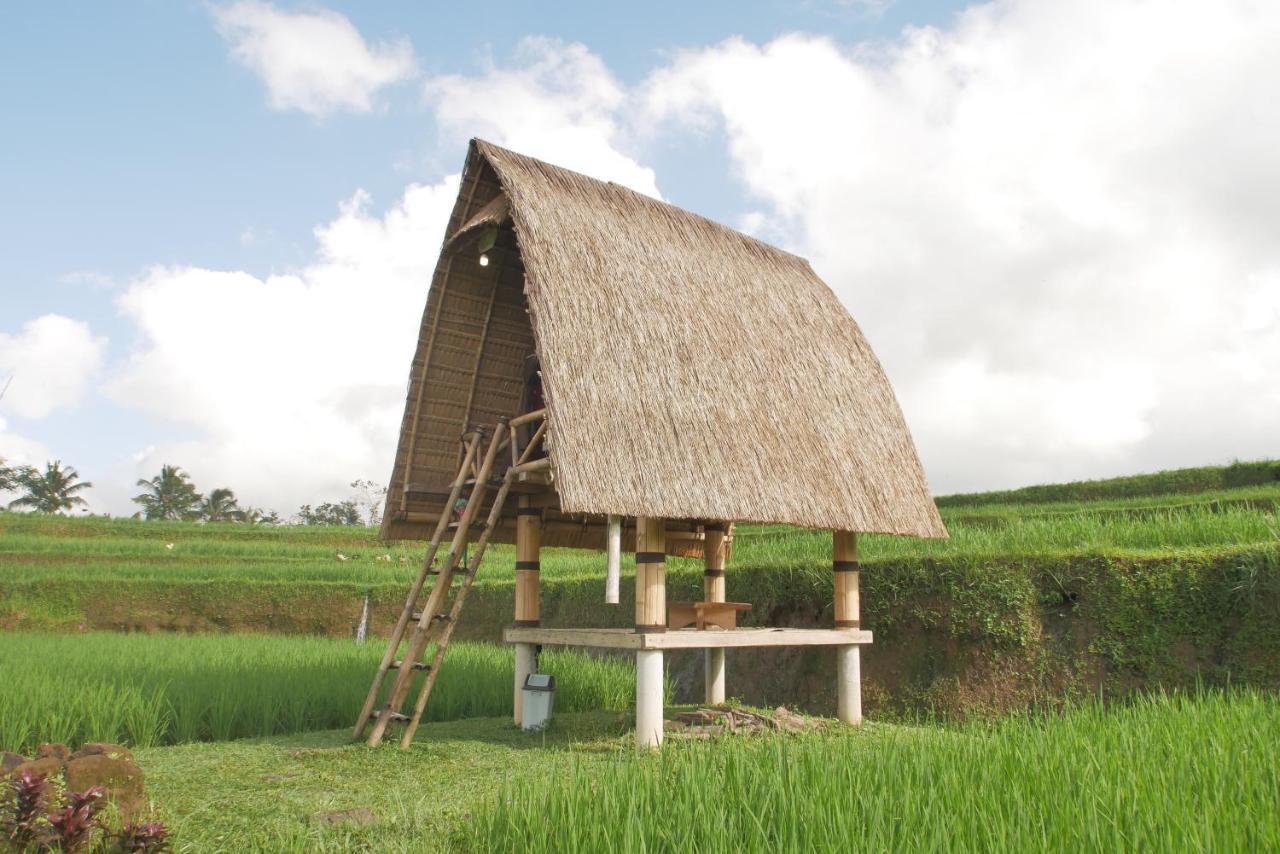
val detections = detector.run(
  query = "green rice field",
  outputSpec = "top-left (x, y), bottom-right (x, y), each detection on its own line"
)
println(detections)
top-left (0, 632), bottom-right (640, 753)
top-left (2, 461), bottom-right (1277, 850)
top-left (476, 690), bottom-right (1280, 853)
top-left (2, 481), bottom-right (1277, 588)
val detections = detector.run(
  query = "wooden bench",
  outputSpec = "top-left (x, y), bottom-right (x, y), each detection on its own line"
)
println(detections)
top-left (667, 601), bottom-right (752, 631)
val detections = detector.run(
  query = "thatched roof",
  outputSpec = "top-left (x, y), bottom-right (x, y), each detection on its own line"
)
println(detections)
top-left (381, 139), bottom-right (946, 541)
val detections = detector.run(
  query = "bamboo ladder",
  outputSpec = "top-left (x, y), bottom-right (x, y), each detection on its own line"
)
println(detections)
top-left (355, 420), bottom-right (515, 748)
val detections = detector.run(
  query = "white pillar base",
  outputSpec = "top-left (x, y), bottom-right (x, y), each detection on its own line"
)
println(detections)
top-left (514, 643), bottom-right (536, 726)
top-left (836, 645), bottom-right (862, 724)
top-left (636, 649), bottom-right (664, 748)
top-left (705, 648), bottom-right (725, 705)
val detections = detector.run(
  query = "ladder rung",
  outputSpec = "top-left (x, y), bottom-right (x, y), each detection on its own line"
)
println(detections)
top-left (465, 478), bottom-right (504, 488)
top-left (447, 521), bottom-right (487, 531)
top-left (409, 612), bottom-right (460, 624)
top-left (409, 612), bottom-right (452, 623)
top-left (427, 567), bottom-right (472, 577)
top-left (419, 568), bottom-right (471, 581)
top-left (385, 712), bottom-right (411, 723)
top-left (389, 660), bottom-right (430, 672)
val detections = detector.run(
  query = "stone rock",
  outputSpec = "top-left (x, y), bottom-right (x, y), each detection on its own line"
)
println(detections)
top-left (11, 756), bottom-right (63, 780)
top-left (315, 807), bottom-right (377, 826)
top-left (64, 754), bottom-right (145, 818)
top-left (1, 752), bottom-right (26, 774)
top-left (70, 742), bottom-right (134, 762)
top-left (37, 742), bottom-right (71, 764)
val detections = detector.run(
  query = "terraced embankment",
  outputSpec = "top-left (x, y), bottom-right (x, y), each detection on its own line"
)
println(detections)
top-left (3, 466), bottom-right (1278, 718)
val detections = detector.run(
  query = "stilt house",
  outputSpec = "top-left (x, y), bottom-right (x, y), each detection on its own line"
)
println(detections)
top-left (357, 139), bottom-right (947, 749)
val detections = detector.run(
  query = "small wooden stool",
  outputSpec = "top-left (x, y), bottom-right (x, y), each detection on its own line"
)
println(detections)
top-left (667, 601), bottom-right (752, 630)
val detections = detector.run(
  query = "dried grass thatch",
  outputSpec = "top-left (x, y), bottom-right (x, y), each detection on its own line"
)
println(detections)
top-left (381, 139), bottom-right (946, 541)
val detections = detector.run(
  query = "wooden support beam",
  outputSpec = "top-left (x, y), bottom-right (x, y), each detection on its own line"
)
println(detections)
top-left (504, 627), bottom-right (873, 650)
top-left (704, 523), bottom-right (728, 704)
top-left (509, 407), bottom-right (546, 428)
top-left (634, 517), bottom-right (667, 632)
top-left (513, 495), bottom-right (541, 725)
top-left (635, 517), bottom-right (666, 749)
top-left (833, 530), bottom-right (862, 725)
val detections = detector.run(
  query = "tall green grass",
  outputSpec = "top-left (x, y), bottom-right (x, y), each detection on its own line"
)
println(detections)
top-left (0, 632), bottom-right (640, 753)
top-left (474, 690), bottom-right (1280, 852)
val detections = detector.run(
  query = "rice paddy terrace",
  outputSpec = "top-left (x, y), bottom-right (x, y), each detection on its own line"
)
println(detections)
top-left (2, 461), bottom-right (1278, 850)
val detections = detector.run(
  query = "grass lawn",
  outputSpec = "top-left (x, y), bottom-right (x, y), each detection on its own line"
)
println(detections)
top-left (138, 711), bottom-right (634, 852)
top-left (135, 691), bottom-right (1279, 853)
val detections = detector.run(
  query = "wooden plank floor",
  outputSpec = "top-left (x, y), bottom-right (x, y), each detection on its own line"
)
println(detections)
top-left (503, 626), bottom-right (872, 650)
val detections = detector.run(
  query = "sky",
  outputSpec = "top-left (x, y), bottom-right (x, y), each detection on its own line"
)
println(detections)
top-left (1, 0), bottom-right (1277, 517)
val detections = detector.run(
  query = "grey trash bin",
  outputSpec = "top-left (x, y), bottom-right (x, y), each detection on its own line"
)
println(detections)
top-left (521, 673), bottom-right (555, 730)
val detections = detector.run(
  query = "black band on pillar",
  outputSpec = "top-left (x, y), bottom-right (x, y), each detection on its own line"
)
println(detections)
top-left (634, 624), bottom-right (667, 633)
top-left (835, 619), bottom-right (861, 629)
top-left (832, 560), bottom-right (860, 572)
top-left (512, 619), bottom-right (541, 628)
top-left (703, 569), bottom-right (725, 578)
top-left (635, 551), bottom-right (665, 563)
top-left (515, 561), bottom-right (540, 571)
top-left (516, 508), bottom-right (543, 517)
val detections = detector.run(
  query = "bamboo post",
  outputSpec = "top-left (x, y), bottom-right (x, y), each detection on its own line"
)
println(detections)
top-left (512, 495), bottom-right (542, 725)
top-left (833, 530), bottom-right (862, 724)
top-left (704, 523), bottom-right (728, 704)
top-left (634, 517), bottom-right (666, 748)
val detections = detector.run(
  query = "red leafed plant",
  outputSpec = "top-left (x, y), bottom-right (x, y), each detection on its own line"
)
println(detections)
top-left (1, 770), bottom-right (168, 853)
top-left (3, 769), bottom-right (51, 850)
top-left (107, 821), bottom-right (168, 853)
top-left (47, 786), bottom-right (106, 852)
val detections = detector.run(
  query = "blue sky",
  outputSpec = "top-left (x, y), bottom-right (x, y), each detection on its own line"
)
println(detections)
top-left (2, 0), bottom-right (1278, 515)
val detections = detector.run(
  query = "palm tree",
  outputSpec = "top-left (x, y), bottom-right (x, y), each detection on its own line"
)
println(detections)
top-left (8, 461), bottom-right (93, 514)
top-left (200, 487), bottom-right (244, 522)
top-left (0, 457), bottom-right (25, 492)
top-left (133, 465), bottom-right (202, 521)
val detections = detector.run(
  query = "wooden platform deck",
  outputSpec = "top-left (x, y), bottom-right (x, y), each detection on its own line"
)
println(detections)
top-left (502, 626), bottom-right (872, 650)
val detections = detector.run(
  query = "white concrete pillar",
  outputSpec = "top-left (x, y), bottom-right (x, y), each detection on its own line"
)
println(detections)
top-left (636, 649), bottom-right (664, 748)
top-left (514, 642), bottom-right (536, 725)
top-left (836, 645), bottom-right (862, 724)
top-left (705, 649), bottom-right (726, 705)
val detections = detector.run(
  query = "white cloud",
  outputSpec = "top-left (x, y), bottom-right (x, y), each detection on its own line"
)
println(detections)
top-left (0, 315), bottom-right (106, 420)
top-left (0, 416), bottom-right (51, 470)
top-left (99, 38), bottom-right (667, 516)
top-left (642, 1), bottom-right (1280, 491)
top-left (425, 37), bottom-right (660, 197)
top-left (214, 1), bottom-right (414, 116)
top-left (108, 178), bottom-right (460, 514)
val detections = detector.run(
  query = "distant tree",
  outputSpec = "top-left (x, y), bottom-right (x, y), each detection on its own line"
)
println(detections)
top-left (133, 465), bottom-right (202, 521)
top-left (199, 487), bottom-right (245, 522)
top-left (296, 499), bottom-right (363, 526)
top-left (349, 479), bottom-right (388, 525)
top-left (1, 457), bottom-right (32, 493)
top-left (8, 460), bottom-right (93, 514)
top-left (241, 506), bottom-right (282, 525)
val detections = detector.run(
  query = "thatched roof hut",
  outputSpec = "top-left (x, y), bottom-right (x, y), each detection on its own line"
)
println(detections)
top-left (380, 139), bottom-right (946, 547)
